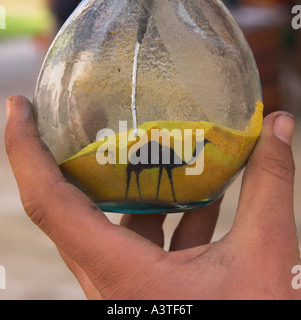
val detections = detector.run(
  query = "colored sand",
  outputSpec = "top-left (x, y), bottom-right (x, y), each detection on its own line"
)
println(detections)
top-left (60, 101), bottom-right (263, 205)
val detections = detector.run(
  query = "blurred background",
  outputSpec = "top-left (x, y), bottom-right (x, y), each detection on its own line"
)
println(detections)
top-left (0, 0), bottom-right (300, 300)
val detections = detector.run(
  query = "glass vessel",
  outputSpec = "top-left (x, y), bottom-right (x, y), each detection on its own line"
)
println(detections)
top-left (33, 0), bottom-right (263, 214)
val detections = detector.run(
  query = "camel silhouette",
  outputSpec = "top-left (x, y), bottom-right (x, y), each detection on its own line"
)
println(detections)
top-left (125, 139), bottom-right (210, 201)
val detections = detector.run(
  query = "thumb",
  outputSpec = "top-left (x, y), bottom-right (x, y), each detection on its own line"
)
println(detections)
top-left (232, 112), bottom-right (298, 259)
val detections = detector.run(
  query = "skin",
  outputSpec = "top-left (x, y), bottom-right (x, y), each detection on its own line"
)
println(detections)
top-left (4, 95), bottom-right (301, 300)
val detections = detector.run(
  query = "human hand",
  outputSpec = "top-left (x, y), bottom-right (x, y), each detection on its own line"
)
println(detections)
top-left (5, 95), bottom-right (300, 300)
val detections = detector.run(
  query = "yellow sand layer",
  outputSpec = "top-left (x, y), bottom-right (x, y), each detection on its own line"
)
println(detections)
top-left (60, 101), bottom-right (263, 203)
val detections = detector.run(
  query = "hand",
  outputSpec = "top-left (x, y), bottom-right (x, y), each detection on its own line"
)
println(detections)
top-left (5, 95), bottom-right (300, 300)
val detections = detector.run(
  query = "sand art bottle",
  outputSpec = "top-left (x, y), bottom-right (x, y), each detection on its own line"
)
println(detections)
top-left (33, 0), bottom-right (263, 213)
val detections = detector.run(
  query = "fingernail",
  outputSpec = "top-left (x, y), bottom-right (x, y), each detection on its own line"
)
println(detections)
top-left (274, 113), bottom-right (297, 146)
top-left (6, 98), bottom-right (12, 120)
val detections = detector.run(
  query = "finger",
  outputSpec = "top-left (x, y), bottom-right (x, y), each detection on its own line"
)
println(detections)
top-left (5, 95), bottom-right (166, 298)
top-left (169, 197), bottom-right (222, 251)
top-left (232, 112), bottom-right (299, 261)
top-left (58, 249), bottom-right (102, 300)
top-left (120, 214), bottom-right (167, 248)
top-left (5, 96), bottom-right (65, 192)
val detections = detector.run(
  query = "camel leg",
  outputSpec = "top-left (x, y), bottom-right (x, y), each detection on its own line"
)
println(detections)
top-left (166, 169), bottom-right (176, 202)
top-left (156, 167), bottom-right (163, 200)
top-left (136, 171), bottom-right (142, 198)
top-left (125, 168), bottom-right (132, 199)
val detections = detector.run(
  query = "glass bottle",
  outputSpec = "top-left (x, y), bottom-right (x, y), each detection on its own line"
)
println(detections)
top-left (33, 0), bottom-right (263, 213)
